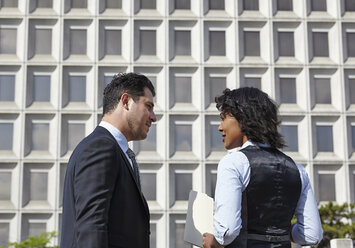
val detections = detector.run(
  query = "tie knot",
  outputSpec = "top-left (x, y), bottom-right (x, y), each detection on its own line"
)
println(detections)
top-left (126, 148), bottom-right (135, 160)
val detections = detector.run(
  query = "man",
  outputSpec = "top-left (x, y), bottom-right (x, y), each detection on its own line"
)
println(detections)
top-left (203, 87), bottom-right (323, 248)
top-left (61, 73), bottom-right (156, 248)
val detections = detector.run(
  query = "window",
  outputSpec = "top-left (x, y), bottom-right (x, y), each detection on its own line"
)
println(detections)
top-left (70, 29), bottom-right (86, 55)
top-left (141, 0), bottom-right (156, 9)
top-left (209, 77), bottom-right (226, 105)
top-left (140, 30), bottom-right (156, 55)
top-left (32, 123), bottom-right (49, 150)
top-left (106, 0), bottom-right (121, 8)
top-left (1, 0), bottom-right (17, 7)
top-left (281, 125), bottom-right (298, 152)
top-left (33, 75), bottom-right (50, 102)
top-left (174, 222), bottom-right (190, 248)
top-left (104, 29), bottom-right (121, 55)
top-left (278, 32), bottom-right (294, 56)
top-left (277, 0), bottom-right (292, 11)
top-left (175, 124), bottom-right (192, 151)
top-left (0, 223), bottom-right (9, 247)
top-left (351, 125), bottom-right (355, 150)
top-left (244, 77), bottom-right (261, 89)
top-left (319, 173), bottom-right (336, 201)
top-left (67, 123), bottom-right (85, 151)
top-left (280, 78), bottom-right (296, 104)
top-left (205, 165), bottom-right (217, 198)
top-left (28, 223), bottom-right (46, 237)
top-left (175, 30), bottom-right (191, 56)
top-left (209, 0), bottom-right (224, 10)
top-left (175, 173), bottom-right (192, 200)
top-left (243, 0), bottom-right (258, 10)
top-left (139, 124), bottom-right (156, 151)
top-left (347, 32), bottom-right (355, 57)
top-left (345, 0), bottom-right (355, 11)
top-left (36, 0), bottom-right (52, 8)
top-left (0, 123), bottom-right (13, 150)
top-left (210, 123), bottom-right (224, 151)
top-left (0, 75), bottom-right (15, 101)
top-left (69, 76), bottom-right (86, 102)
top-left (316, 125), bottom-right (333, 152)
top-left (71, 0), bottom-right (87, 8)
top-left (0, 29), bottom-right (16, 54)
top-left (244, 31), bottom-right (260, 56)
top-left (312, 32), bottom-right (329, 57)
top-left (0, 172), bottom-right (11, 200)
top-left (30, 172), bottom-right (47, 200)
top-left (35, 29), bottom-right (51, 55)
top-left (350, 78), bottom-right (355, 104)
top-left (141, 173), bottom-right (156, 200)
top-left (175, 0), bottom-right (190, 9)
top-left (315, 78), bottom-right (331, 104)
top-left (209, 31), bottom-right (225, 56)
top-left (174, 76), bottom-right (191, 103)
top-left (150, 223), bottom-right (157, 248)
top-left (311, 0), bottom-right (327, 11)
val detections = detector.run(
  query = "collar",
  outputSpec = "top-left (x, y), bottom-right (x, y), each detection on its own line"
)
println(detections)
top-left (99, 121), bottom-right (129, 153)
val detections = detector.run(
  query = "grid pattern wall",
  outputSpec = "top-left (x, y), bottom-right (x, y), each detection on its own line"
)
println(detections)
top-left (0, 0), bottom-right (355, 246)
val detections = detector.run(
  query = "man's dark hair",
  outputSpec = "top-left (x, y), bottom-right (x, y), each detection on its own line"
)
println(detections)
top-left (103, 72), bottom-right (155, 115)
top-left (215, 87), bottom-right (285, 149)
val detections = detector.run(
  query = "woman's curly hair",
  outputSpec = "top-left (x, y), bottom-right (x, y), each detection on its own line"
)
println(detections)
top-left (215, 87), bottom-right (285, 149)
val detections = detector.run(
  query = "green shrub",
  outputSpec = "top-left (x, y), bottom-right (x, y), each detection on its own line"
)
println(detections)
top-left (0, 231), bottom-right (58, 248)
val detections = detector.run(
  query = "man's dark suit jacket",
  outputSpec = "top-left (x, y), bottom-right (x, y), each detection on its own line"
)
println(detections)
top-left (61, 126), bottom-right (150, 248)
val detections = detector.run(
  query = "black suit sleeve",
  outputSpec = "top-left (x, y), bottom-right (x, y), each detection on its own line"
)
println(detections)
top-left (73, 137), bottom-right (119, 247)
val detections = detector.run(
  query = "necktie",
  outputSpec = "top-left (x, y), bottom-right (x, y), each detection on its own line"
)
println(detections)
top-left (126, 148), bottom-right (141, 191)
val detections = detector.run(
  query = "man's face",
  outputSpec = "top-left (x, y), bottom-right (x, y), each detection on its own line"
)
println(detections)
top-left (127, 87), bottom-right (157, 141)
top-left (218, 112), bottom-right (245, 150)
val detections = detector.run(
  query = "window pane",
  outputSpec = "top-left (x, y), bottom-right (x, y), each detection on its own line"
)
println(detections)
top-left (141, 173), bottom-right (156, 201)
top-left (281, 125), bottom-right (298, 152)
top-left (210, 31), bottom-right (225, 56)
top-left (175, 173), bottom-right (192, 200)
top-left (311, 0), bottom-right (327, 11)
top-left (0, 29), bottom-right (16, 54)
top-left (68, 123), bottom-right (84, 151)
top-left (105, 29), bottom-right (121, 55)
top-left (277, 0), bottom-right (292, 10)
top-left (70, 29), bottom-right (86, 55)
top-left (345, 0), bottom-right (355, 11)
top-left (0, 123), bottom-right (13, 150)
top-left (244, 31), bottom-right (260, 56)
top-left (37, 0), bottom-right (52, 8)
top-left (280, 78), bottom-right (296, 104)
top-left (32, 123), bottom-right (49, 150)
top-left (33, 75), bottom-right (50, 102)
top-left (347, 33), bottom-right (355, 57)
top-left (174, 77), bottom-right (191, 103)
top-left (209, 0), bottom-right (224, 10)
top-left (69, 76), bottom-right (86, 102)
top-left (175, 124), bottom-right (192, 151)
top-left (243, 0), bottom-right (258, 10)
top-left (141, 0), bottom-right (156, 9)
top-left (313, 32), bottom-right (329, 57)
top-left (349, 78), bottom-right (355, 104)
top-left (150, 223), bottom-right (157, 248)
top-left (351, 125), bottom-right (355, 150)
top-left (319, 174), bottom-right (336, 201)
top-left (71, 0), bottom-right (87, 8)
top-left (104, 75), bottom-right (112, 88)
top-left (140, 30), bottom-right (156, 55)
top-left (35, 29), bottom-right (51, 55)
top-left (208, 172), bottom-right (217, 198)
top-left (175, 223), bottom-right (192, 248)
top-left (175, 31), bottom-right (191, 56)
top-left (0, 75), bottom-right (15, 101)
top-left (2, 0), bottom-right (17, 7)
top-left (106, 0), bottom-right (121, 8)
top-left (316, 125), bottom-right (333, 152)
top-left (244, 77), bottom-right (261, 89)
top-left (175, 0), bottom-right (190, 9)
top-left (209, 77), bottom-right (226, 104)
top-left (278, 32), bottom-right (294, 56)
top-left (28, 223), bottom-right (46, 237)
top-left (139, 124), bottom-right (156, 151)
top-left (315, 78), bottom-right (331, 104)
top-left (210, 124), bottom-right (224, 151)
top-left (0, 172), bottom-right (11, 200)
top-left (30, 172), bottom-right (48, 201)
top-left (0, 223), bottom-right (9, 247)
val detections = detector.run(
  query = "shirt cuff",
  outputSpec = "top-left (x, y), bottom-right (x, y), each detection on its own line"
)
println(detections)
top-left (213, 222), bottom-right (229, 245)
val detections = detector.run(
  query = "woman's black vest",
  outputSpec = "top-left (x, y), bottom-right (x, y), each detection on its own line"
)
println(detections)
top-left (227, 145), bottom-right (302, 248)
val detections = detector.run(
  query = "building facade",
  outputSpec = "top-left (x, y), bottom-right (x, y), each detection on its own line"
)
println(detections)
top-left (0, 0), bottom-right (355, 247)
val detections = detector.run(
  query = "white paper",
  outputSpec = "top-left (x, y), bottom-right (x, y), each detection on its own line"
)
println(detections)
top-left (184, 190), bottom-right (214, 247)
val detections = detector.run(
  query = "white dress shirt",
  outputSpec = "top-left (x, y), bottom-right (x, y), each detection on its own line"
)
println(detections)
top-left (99, 121), bottom-right (133, 168)
top-left (213, 140), bottom-right (323, 246)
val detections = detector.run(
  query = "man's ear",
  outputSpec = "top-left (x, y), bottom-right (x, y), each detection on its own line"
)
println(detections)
top-left (121, 93), bottom-right (130, 110)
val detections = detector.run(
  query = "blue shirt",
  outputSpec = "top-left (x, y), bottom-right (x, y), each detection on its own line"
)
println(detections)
top-left (213, 141), bottom-right (323, 246)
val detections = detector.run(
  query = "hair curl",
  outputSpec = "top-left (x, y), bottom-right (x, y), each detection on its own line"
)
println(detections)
top-left (215, 87), bottom-right (285, 149)
top-left (103, 72), bottom-right (155, 115)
